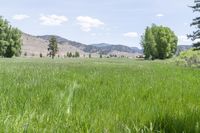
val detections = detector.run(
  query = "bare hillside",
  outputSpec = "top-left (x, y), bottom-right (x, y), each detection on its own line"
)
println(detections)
top-left (21, 33), bottom-right (143, 58)
top-left (21, 33), bottom-right (87, 57)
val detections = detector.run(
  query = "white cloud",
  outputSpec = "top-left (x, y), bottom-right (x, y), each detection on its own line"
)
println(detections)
top-left (76, 16), bottom-right (104, 32)
top-left (178, 35), bottom-right (190, 42)
top-left (12, 14), bottom-right (30, 20)
top-left (40, 14), bottom-right (68, 26)
top-left (123, 32), bottom-right (138, 38)
top-left (156, 14), bottom-right (164, 17)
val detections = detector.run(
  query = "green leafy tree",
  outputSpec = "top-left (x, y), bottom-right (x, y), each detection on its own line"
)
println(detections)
top-left (0, 17), bottom-right (22, 58)
top-left (141, 27), bottom-right (157, 59)
top-left (188, 0), bottom-right (200, 49)
top-left (48, 36), bottom-right (58, 59)
top-left (141, 24), bottom-right (177, 60)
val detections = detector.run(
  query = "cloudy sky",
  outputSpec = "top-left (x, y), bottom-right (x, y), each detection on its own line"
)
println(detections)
top-left (0, 0), bottom-right (195, 47)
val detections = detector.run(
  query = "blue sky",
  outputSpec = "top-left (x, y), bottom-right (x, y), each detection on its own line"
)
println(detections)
top-left (0, 0), bottom-right (195, 47)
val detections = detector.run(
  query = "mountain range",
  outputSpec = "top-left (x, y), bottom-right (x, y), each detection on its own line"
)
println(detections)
top-left (21, 33), bottom-right (142, 57)
top-left (21, 33), bottom-right (192, 58)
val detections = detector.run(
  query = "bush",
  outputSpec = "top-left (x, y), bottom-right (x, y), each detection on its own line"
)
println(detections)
top-left (175, 49), bottom-right (200, 68)
top-left (24, 52), bottom-right (27, 56)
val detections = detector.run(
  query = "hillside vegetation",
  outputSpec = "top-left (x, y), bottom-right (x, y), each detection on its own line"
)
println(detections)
top-left (175, 49), bottom-right (200, 68)
top-left (0, 58), bottom-right (200, 132)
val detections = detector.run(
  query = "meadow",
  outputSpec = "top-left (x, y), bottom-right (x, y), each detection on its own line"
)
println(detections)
top-left (0, 58), bottom-right (200, 132)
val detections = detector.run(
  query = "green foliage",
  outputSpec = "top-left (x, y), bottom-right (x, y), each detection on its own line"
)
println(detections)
top-left (40, 53), bottom-right (43, 58)
top-left (0, 58), bottom-right (200, 132)
top-left (141, 24), bottom-right (178, 60)
top-left (74, 51), bottom-right (80, 58)
top-left (48, 36), bottom-right (58, 59)
top-left (24, 52), bottom-right (27, 56)
top-left (0, 17), bottom-right (22, 58)
top-left (66, 52), bottom-right (80, 58)
top-left (141, 27), bottom-right (157, 59)
top-left (188, 0), bottom-right (200, 49)
top-left (100, 54), bottom-right (102, 58)
top-left (89, 54), bottom-right (91, 58)
top-left (175, 49), bottom-right (200, 67)
top-left (67, 52), bottom-right (72, 58)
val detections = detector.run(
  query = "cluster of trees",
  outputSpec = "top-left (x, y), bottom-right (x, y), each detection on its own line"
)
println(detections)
top-left (48, 36), bottom-right (81, 59)
top-left (109, 54), bottom-right (117, 58)
top-left (141, 24), bottom-right (178, 60)
top-left (188, 0), bottom-right (200, 49)
top-left (66, 51), bottom-right (80, 58)
top-left (0, 17), bottom-right (22, 58)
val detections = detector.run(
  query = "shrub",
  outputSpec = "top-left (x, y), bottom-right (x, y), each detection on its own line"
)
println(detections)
top-left (175, 49), bottom-right (200, 67)
top-left (40, 53), bottom-right (43, 58)
top-left (100, 54), bottom-right (102, 58)
top-left (24, 52), bottom-right (27, 56)
top-left (75, 52), bottom-right (80, 58)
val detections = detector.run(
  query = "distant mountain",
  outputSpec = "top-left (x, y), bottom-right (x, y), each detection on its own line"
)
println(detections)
top-left (37, 35), bottom-right (86, 48)
top-left (176, 45), bottom-right (192, 55)
top-left (37, 35), bottom-right (69, 44)
top-left (88, 43), bottom-right (142, 54)
top-left (37, 35), bottom-right (143, 55)
top-left (22, 33), bottom-right (87, 57)
top-left (91, 43), bottom-right (111, 48)
top-left (24, 34), bottom-right (191, 58)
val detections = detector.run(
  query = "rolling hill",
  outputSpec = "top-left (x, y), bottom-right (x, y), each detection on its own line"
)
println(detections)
top-left (22, 34), bottom-right (143, 57)
top-left (22, 33), bottom-right (87, 57)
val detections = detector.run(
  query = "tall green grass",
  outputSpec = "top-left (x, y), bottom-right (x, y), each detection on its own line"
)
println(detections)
top-left (0, 58), bottom-right (200, 132)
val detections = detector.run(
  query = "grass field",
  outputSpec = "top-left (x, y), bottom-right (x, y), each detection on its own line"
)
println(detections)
top-left (0, 58), bottom-right (200, 132)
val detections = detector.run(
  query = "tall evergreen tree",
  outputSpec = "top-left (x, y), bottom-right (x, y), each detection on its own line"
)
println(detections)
top-left (75, 51), bottom-right (80, 58)
top-left (48, 36), bottom-right (58, 59)
top-left (188, 0), bottom-right (200, 49)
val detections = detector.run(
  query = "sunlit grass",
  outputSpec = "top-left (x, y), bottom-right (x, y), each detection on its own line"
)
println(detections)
top-left (0, 58), bottom-right (200, 132)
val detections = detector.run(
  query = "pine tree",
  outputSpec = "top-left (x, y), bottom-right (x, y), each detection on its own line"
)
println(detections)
top-left (100, 53), bottom-right (102, 58)
top-left (75, 51), bottom-right (80, 58)
top-left (89, 54), bottom-right (91, 58)
top-left (188, 0), bottom-right (200, 49)
top-left (69, 52), bottom-right (72, 57)
top-left (48, 36), bottom-right (58, 59)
